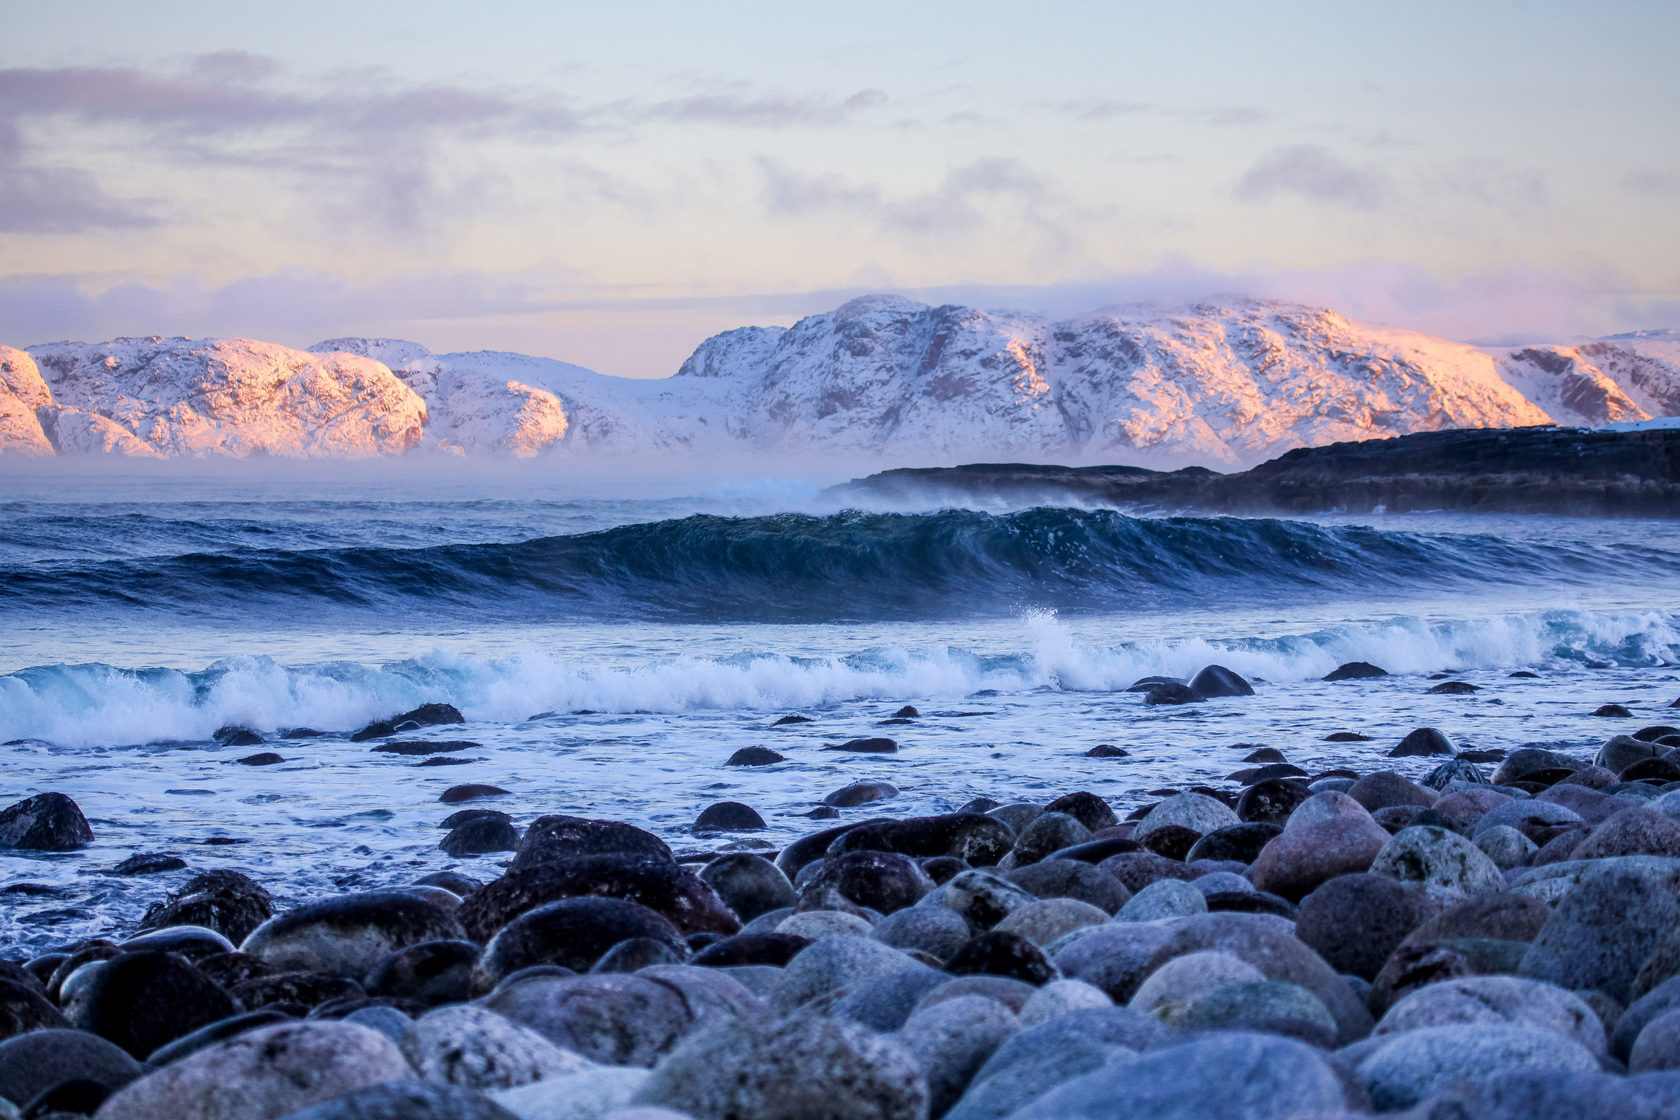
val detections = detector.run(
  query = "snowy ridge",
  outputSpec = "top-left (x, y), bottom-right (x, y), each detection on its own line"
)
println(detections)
top-left (2, 297), bottom-right (1677, 463)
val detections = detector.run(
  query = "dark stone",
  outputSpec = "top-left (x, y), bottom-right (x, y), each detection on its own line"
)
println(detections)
top-left (0, 978), bottom-right (68, 1041)
top-left (1324, 661), bottom-right (1388, 681)
top-left (1232, 762), bottom-right (1308, 783)
top-left (137, 870), bottom-right (275, 944)
top-left (1190, 665), bottom-right (1254, 697)
top-left (691, 932), bottom-right (812, 967)
top-left (823, 780), bottom-right (899, 808)
top-left (418, 756), bottom-right (481, 767)
top-left (1185, 822), bottom-right (1282, 864)
top-left (121, 925), bottom-right (234, 961)
top-left (1043, 792), bottom-right (1118, 832)
top-left (46, 945), bottom-right (119, 1002)
top-left (0, 1028), bottom-right (142, 1109)
top-left (825, 737), bottom-right (898, 753)
top-left (804, 850), bottom-right (934, 914)
top-left (415, 871), bottom-right (481, 895)
top-left (1391, 727), bottom-right (1455, 757)
top-left (1204, 891), bottom-right (1296, 919)
top-left (236, 752), bottom-right (286, 766)
top-left (1296, 873), bottom-right (1439, 981)
top-left (471, 897), bottom-right (687, 990)
top-left (725, 746), bottom-right (786, 766)
top-left (824, 813), bottom-right (1016, 866)
top-left (1144, 683), bottom-right (1203, 705)
top-left (230, 971), bottom-right (365, 1010)
top-left (947, 930), bottom-right (1057, 985)
top-left (1012, 812), bottom-right (1093, 866)
top-left (439, 817), bottom-right (520, 857)
top-left (919, 856), bottom-right (970, 885)
top-left (1242, 746), bottom-right (1286, 763)
top-left (371, 739), bottom-right (479, 756)
top-left (63, 950), bottom-right (237, 1059)
top-left (194, 951), bottom-right (273, 990)
top-left (1492, 747), bottom-right (1587, 784)
top-left (1097, 851), bottom-right (1195, 894)
top-left (1139, 824), bottom-right (1200, 861)
top-left (1521, 862), bottom-right (1680, 1002)
top-left (771, 714), bottom-right (812, 726)
top-left (0, 793), bottom-right (92, 851)
top-left (1594, 704), bottom-right (1634, 717)
top-left (1005, 860), bottom-right (1131, 914)
top-left (1428, 681), bottom-right (1480, 694)
top-left (276, 1079), bottom-right (520, 1120)
top-left (1405, 891), bottom-right (1552, 946)
top-left (109, 853), bottom-right (187, 876)
top-left (1348, 771), bottom-right (1436, 812)
top-left (774, 823), bottom-right (864, 881)
top-left (349, 703), bottom-right (465, 742)
top-left (511, 814), bottom-right (672, 871)
top-left (1235, 778), bottom-right (1312, 825)
top-left (1636, 726), bottom-right (1680, 742)
top-left (1509, 670), bottom-right (1540, 678)
top-left (1126, 675), bottom-right (1184, 692)
top-left (439, 784), bottom-right (509, 803)
top-left (364, 940), bottom-right (478, 1006)
top-left (590, 937), bottom-right (687, 974)
top-left (1084, 744), bottom-right (1129, 757)
top-left (279, 727), bottom-right (326, 738)
top-left (692, 801), bottom-right (767, 833)
top-left (804, 806), bottom-right (840, 819)
top-left (459, 852), bottom-right (739, 941)
top-left (439, 809), bottom-right (511, 830)
top-left (892, 706), bottom-right (920, 719)
top-left (699, 853), bottom-right (797, 922)
top-left (214, 726), bottom-right (264, 746)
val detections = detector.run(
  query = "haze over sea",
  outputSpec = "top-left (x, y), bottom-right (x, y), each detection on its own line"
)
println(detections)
top-left (2, 467), bottom-right (1677, 952)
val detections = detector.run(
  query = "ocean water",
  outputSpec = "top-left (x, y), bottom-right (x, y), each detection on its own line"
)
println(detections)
top-left (2, 472), bottom-right (1679, 953)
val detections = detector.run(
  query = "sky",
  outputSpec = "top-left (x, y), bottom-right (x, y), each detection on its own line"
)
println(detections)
top-left (2, 0), bottom-right (1677, 378)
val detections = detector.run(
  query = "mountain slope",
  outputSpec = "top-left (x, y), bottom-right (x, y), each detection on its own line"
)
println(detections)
top-left (4, 297), bottom-right (1678, 463)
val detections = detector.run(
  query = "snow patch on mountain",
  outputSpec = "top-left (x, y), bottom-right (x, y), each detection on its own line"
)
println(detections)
top-left (0, 347), bottom-right (55, 456)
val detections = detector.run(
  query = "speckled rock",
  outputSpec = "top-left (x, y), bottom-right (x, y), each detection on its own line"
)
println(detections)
top-left (1128, 950), bottom-right (1266, 1016)
top-left (1295, 874), bottom-right (1442, 981)
top-left (1374, 975), bottom-right (1607, 1055)
top-left (241, 890), bottom-right (465, 980)
top-left (872, 906), bottom-right (972, 962)
top-left (480, 974), bottom-right (693, 1067)
top-left (92, 1021), bottom-right (413, 1120)
top-left (1049, 921), bottom-right (1187, 1003)
top-left (894, 995), bottom-right (1018, 1117)
top-left (1134, 793), bottom-right (1239, 844)
top-left (1117, 878), bottom-right (1207, 922)
top-left (1521, 860), bottom-right (1680, 1002)
top-left (805, 851), bottom-right (935, 914)
top-left (1348, 772), bottom-right (1437, 812)
top-left (771, 936), bottom-right (925, 1013)
top-left (1477, 825), bottom-right (1539, 870)
top-left (934, 870), bottom-right (1036, 929)
top-left (492, 1067), bottom-right (649, 1120)
top-left (401, 1004), bottom-right (596, 1091)
top-left (992, 898), bottom-right (1108, 947)
top-left (1249, 792), bottom-right (1389, 901)
top-left (278, 1081), bottom-right (519, 1120)
top-left (632, 1013), bottom-right (928, 1120)
top-left (1369, 825), bottom-right (1506, 896)
top-left (1352, 1024), bottom-right (1601, 1111)
top-left (1015, 979), bottom-right (1112, 1027)
top-left (1004, 860), bottom-right (1130, 914)
top-left (1574, 807), bottom-right (1680, 860)
top-left (1172, 979), bottom-right (1338, 1045)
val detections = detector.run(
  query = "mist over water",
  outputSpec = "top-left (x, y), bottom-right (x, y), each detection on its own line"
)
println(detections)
top-left (2, 475), bottom-right (1679, 951)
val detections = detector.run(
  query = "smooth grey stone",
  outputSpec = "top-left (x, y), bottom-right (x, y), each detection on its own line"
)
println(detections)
top-left (1374, 975), bottom-right (1607, 1056)
top-left (0, 1028), bottom-right (142, 1108)
top-left (480, 975), bottom-right (692, 1067)
top-left (873, 905), bottom-right (972, 962)
top-left (1354, 1024), bottom-right (1601, 1111)
top-left (770, 935), bottom-right (922, 1014)
top-left (1520, 860), bottom-right (1680, 1002)
top-left (401, 1004), bottom-right (595, 1091)
top-left (893, 995), bottom-right (1017, 1116)
top-left (1117, 879), bottom-right (1206, 922)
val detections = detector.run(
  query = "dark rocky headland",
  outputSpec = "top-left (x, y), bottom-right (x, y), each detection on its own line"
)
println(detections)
top-left (831, 425), bottom-right (1680, 517)
top-left (5, 676), bottom-right (1680, 1118)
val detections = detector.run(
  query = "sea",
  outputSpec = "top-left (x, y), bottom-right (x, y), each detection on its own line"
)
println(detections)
top-left (2, 468), bottom-right (1678, 953)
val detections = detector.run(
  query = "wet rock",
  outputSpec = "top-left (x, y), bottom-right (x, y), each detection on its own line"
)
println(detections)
top-left (1295, 873), bottom-right (1441, 981)
top-left (1601, 734), bottom-right (1662, 774)
top-left (1325, 661), bottom-right (1387, 681)
top-left (805, 851), bottom-right (935, 914)
top-left (366, 939), bottom-right (479, 1006)
top-left (698, 853), bottom-right (796, 922)
top-left (441, 784), bottom-right (510, 804)
top-left (1492, 746), bottom-right (1586, 785)
top-left (1234, 778), bottom-right (1311, 825)
top-left (1348, 771), bottom-right (1436, 813)
top-left (1352, 1024), bottom-right (1600, 1111)
top-left (119, 925), bottom-right (234, 962)
top-left (1249, 791), bottom-right (1389, 901)
top-left (1134, 792), bottom-right (1238, 847)
top-left (895, 995), bottom-right (1017, 1117)
top-left (481, 973), bottom-right (693, 1066)
top-left (0, 793), bottom-right (92, 851)
top-left (1429, 680), bottom-right (1480, 694)
top-left (94, 1020), bottom-right (413, 1120)
top-left (417, 870), bottom-right (482, 894)
top-left (1005, 859), bottom-right (1131, 914)
top-left (441, 817), bottom-right (520, 857)
top-left (236, 752), bottom-right (285, 765)
top-left (472, 898), bottom-right (687, 990)
top-left (1184, 822), bottom-right (1280, 864)
top-left (827, 814), bottom-right (1016, 866)
top-left (1391, 727), bottom-right (1455, 757)
top-left (1325, 731), bottom-right (1374, 741)
top-left (935, 870), bottom-right (1036, 929)
top-left (373, 739), bottom-right (480, 756)
top-left (511, 815), bottom-right (672, 871)
top-left (633, 1013), bottom-right (928, 1120)
top-left (946, 931), bottom-right (1056, 985)
top-left (1374, 975), bottom-right (1607, 1055)
top-left (1595, 703), bottom-right (1635, 717)
top-left (1143, 682), bottom-right (1203, 705)
top-left (59, 950), bottom-right (235, 1059)
top-left (1117, 878), bottom-right (1206, 922)
top-left (1044, 836), bottom-right (1138, 864)
top-left (350, 702), bottom-right (465, 741)
top-left (459, 853), bottom-right (739, 941)
top-left (691, 932), bottom-right (811, 968)
top-left (1009, 812), bottom-right (1090, 866)
top-left (1420, 758), bottom-right (1490, 790)
top-left (986, 803), bottom-right (1043, 835)
top-left (824, 781), bottom-right (899, 807)
top-left (827, 737), bottom-right (899, 753)
top-left (109, 854), bottom-right (188, 876)
top-left (1520, 860), bottom-right (1680, 1002)
top-left (1042, 793), bottom-right (1118, 832)
top-left (0, 977), bottom-right (68, 1041)
top-left (1370, 824), bottom-right (1505, 895)
top-left (401, 1004), bottom-right (595, 1091)
top-left (1084, 744), bottom-right (1128, 757)
top-left (691, 802), bottom-right (766, 833)
top-left (242, 889), bottom-right (466, 979)
top-left (0, 1028), bottom-right (141, 1108)
top-left (279, 1080), bottom-right (519, 1120)
top-left (1012, 1031), bottom-right (1347, 1120)
top-left (725, 746), bottom-right (786, 766)
top-left (229, 970), bottom-right (364, 1010)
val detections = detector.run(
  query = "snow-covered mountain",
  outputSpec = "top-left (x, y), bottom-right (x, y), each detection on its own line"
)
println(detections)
top-left (3, 298), bottom-right (1678, 465)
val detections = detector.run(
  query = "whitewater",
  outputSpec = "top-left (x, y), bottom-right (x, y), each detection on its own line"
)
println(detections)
top-left (2, 472), bottom-right (1678, 952)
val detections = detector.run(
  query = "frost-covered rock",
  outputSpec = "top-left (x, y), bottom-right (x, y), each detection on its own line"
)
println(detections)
top-left (0, 346), bottom-right (55, 456)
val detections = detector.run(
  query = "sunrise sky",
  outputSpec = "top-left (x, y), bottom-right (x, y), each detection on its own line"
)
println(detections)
top-left (3, 0), bottom-right (1677, 377)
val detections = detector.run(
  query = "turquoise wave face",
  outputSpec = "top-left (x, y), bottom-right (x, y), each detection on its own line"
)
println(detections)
top-left (3, 507), bottom-right (1677, 623)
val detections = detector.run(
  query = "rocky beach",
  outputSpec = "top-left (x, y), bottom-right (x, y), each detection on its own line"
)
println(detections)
top-left (5, 664), bottom-right (1680, 1119)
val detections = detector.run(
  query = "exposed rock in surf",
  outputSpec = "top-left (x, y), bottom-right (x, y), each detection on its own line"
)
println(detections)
top-left (137, 870), bottom-right (275, 944)
top-left (110, 853), bottom-right (188, 875)
top-left (1593, 703), bottom-right (1633, 717)
top-left (1324, 661), bottom-right (1388, 681)
top-left (1242, 746), bottom-right (1286, 762)
top-left (440, 808), bottom-right (512, 830)
top-left (772, 714), bottom-right (813, 726)
top-left (1325, 731), bottom-right (1374, 741)
top-left (418, 755), bottom-right (480, 766)
top-left (1509, 670), bottom-right (1540, 678)
top-left (726, 746), bottom-right (786, 766)
top-left (892, 705), bottom-right (920, 719)
top-left (213, 725), bottom-right (264, 746)
top-left (439, 784), bottom-right (510, 803)
top-left (1598, 734), bottom-right (1660, 774)
top-left (827, 737), bottom-right (899, 753)
top-left (510, 814), bottom-right (672, 871)
top-left (805, 805), bottom-right (841, 819)
top-left (1043, 792), bottom-right (1119, 832)
top-left (235, 752), bottom-right (285, 765)
top-left (1143, 682), bottom-right (1203, 705)
top-left (1084, 744), bottom-right (1128, 757)
top-left (374, 739), bottom-right (480, 755)
top-left (458, 852), bottom-right (739, 941)
top-left (1428, 681), bottom-right (1480, 694)
top-left (1635, 724), bottom-right (1680, 742)
top-left (824, 780), bottom-right (899, 807)
top-left (693, 802), bottom-right (767, 833)
top-left (349, 702), bottom-right (466, 742)
top-left (1126, 676), bottom-right (1184, 692)
top-left (1391, 727), bottom-right (1455, 757)
top-left (1189, 664), bottom-right (1254, 698)
top-left (0, 792), bottom-right (93, 851)
top-left (440, 817), bottom-right (520, 857)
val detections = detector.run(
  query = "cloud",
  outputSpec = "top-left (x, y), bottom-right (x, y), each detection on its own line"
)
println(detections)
top-left (1045, 98), bottom-right (1271, 128)
top-left (1234, 144), bottom-right (1391, 210)
top-left (0, 122), bottom-right (160, 234)
top-left (1623, 167), bottom-right (1678, 198)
